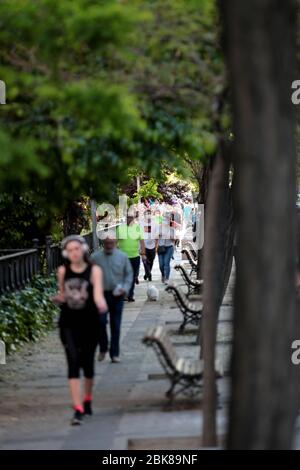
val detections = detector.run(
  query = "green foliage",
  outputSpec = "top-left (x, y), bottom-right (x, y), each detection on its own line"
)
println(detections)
top-left (0, 0), bottom-right (144, 62)
top-left (132, 178), bottom-right (162, 203)
top-left (0, 0), bottom-right (228, 244)
top-left (0, 0), bottom-right (145, 198)
top-left (0, 192), bottom-right (51, 248)
top-left (127, 0), bottom-right (223, 161)
top-left (121, 171), bottom-right (193, 204)
top-left (0, 275), bottom-right (58, 353)
top-left (0, 129), bottom-right (48, 184)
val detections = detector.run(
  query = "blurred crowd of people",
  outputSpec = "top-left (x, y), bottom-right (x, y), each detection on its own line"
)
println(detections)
top-left (52, 196), bottom-right (196, 425)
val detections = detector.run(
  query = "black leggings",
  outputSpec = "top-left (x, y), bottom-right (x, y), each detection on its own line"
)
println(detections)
top-left (60, 327), bottom-right (98, 379)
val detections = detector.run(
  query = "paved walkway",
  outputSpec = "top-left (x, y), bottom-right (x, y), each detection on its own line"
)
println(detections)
top-left (0, 246), bottom-right (233, 450)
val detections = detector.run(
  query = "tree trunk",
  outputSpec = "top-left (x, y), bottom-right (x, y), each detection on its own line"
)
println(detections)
top-left (220, 0), bottom-right (300, 449)
top-left (196, 164), bottom-right (210, 280)
top-left (201, 143), bottom-right (233, 446)
top-left (221, 178), bottom-right (235, 300)
top-left (90, 199), bottom-right (99, 252)
top-left (198, 164), bottom-right (210, 206)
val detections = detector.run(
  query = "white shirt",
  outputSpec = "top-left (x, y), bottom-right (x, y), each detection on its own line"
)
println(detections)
top-left (144, 236), bottom-right (156, 250)
top-left (141, 215), bottom-right (159, 250)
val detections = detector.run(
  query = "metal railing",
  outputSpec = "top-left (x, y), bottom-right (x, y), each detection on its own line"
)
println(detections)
top-left (0, 222), bottom-right (123, 295)
top-left (0, 249), bottom-right (40, 295)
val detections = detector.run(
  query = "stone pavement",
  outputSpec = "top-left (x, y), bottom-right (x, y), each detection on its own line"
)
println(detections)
top-left (0, 246), bottom-right (233, 450)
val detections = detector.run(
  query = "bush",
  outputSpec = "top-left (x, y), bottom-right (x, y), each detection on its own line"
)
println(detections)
top-left (0, 275), bottom-right (58, 353)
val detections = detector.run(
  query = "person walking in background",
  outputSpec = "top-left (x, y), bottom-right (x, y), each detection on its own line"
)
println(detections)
top-left (92, 236), bottom-right (133, 363)
top-left (170, 203), bottom-right (182, 248)
top-left (52, 235), bottom-right (107, 425)
top-left (142, 209), bottom-right (158, 281)
top-left (154, 208), bottom-right (163, 227)
top-left (157, 238), bottom-right (175, 283)
top-left (117, 214), bottom-right (146, 301)
top-left (183, 200), bottom-right (192, 223)
top-left (157, 211), bottom-right (175, 283)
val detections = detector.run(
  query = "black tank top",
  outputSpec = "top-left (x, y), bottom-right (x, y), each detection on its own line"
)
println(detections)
top-left (59, 264), bottom-right (99, 328)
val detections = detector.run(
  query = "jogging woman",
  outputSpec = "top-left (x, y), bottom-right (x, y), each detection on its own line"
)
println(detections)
top-left (53, 235), bottom-right (107, 425)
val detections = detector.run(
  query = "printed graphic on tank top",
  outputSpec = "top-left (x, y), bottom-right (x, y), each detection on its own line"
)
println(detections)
top-left (59, 265), bottom-right (98, 329)
top-left (64, 277), bottom-right (89, 310)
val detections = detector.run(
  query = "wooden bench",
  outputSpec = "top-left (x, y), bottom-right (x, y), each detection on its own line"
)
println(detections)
top-left (142, 325), bottom-right (204, 399)
top-left (165, 283), bottom-right (202, 332)
top-left (184, 241), bottom-right (197, 259)
top-left (174, 264), bottom-right (203, 296)
top-left (181, 248), bottom-right (198, 275)
top-left (143, 326), bottom-right (223, 400)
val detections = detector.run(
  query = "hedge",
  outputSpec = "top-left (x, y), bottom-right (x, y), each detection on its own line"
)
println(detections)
top-left (0, 275), bottom-right (59, 353)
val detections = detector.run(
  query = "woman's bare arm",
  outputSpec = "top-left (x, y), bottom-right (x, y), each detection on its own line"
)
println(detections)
top-left (51, 265), bottom-right (66, 304)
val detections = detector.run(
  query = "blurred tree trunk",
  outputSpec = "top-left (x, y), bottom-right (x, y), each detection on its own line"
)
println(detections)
top-left (220, 0), bottom-right (300, 449)
top-left (90, 199), bottom-right (99, 252)
top-left (195, 165), bottom-right (209, 280)
top-left (201, 141), bottom-right (234, 446)
top-left (184, 158), bottom-right (208, 279)
top-left (198, 164), bottom-right (210, 206)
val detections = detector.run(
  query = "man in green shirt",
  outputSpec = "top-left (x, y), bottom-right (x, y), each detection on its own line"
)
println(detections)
top-left (116, 215), bottom-right (146, 301)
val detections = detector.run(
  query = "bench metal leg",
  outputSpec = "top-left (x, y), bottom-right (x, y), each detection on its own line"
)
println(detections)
top-left (166, 375), bottom-right (181, 399)
top-left (179, 317), bottom-right (188, 333)
top-left (175, 381), bottom-right (203, 398)
top-left (167, 377), bottom-right (203, 400)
